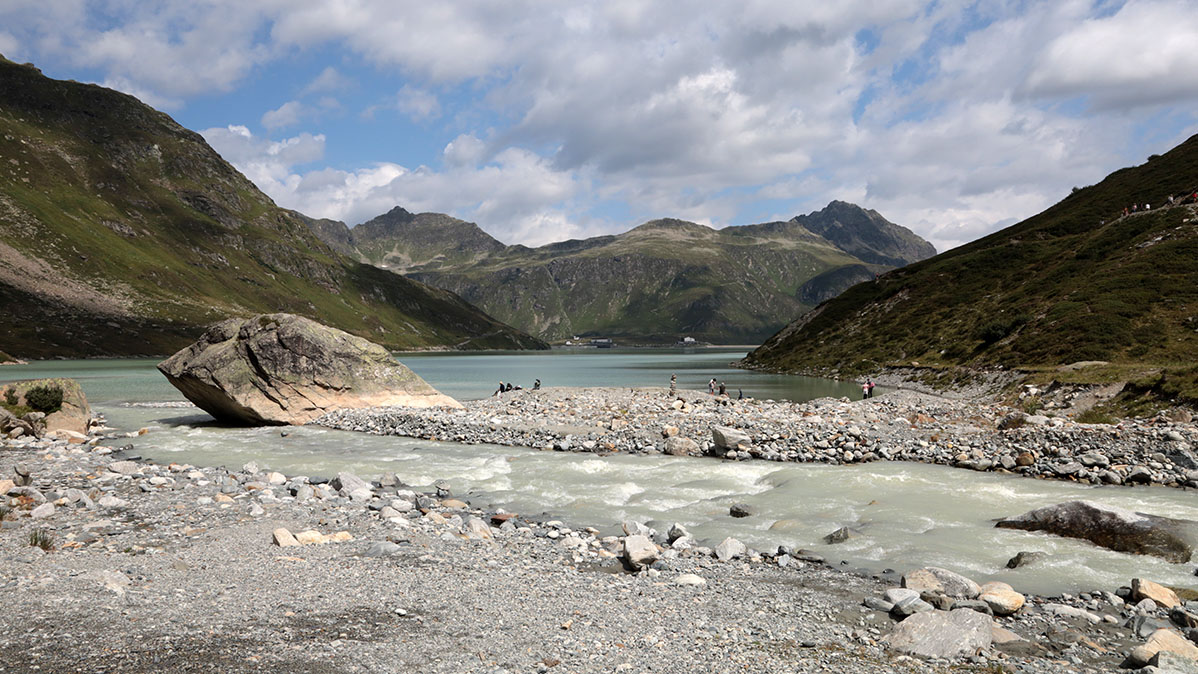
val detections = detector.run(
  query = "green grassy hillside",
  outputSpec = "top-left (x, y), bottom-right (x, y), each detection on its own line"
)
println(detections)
top-left (0, 57), bottom-right (546, 357)
top-left (310, 205), bottom-right (934, 344)
top-left (742, 134), bottom-right (1198, 407)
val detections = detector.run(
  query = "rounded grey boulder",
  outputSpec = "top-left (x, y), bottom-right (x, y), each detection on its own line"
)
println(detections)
top-left (158, 313), bottom-right (461, 425)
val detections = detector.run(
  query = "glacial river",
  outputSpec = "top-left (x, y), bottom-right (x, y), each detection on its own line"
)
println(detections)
top-left (5, 349), bottom-right (1197, 595)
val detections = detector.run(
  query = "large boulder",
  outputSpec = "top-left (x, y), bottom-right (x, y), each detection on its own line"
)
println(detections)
top-left (882, 609), bottom-right (992, 659)
top-left (995, 500), bottom-right (1197, 563)
top-left (0, 378), bottom-right (90, 435)
top-left (157, 313), bottom-right (461, 425)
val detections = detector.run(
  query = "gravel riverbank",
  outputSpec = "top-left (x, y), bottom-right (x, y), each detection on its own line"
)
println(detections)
top-left (3, 401), bottom-right (1198, 672)
top-left (315, 387), bottom-right (1198, 490)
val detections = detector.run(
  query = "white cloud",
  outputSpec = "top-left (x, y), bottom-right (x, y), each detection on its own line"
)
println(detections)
top-left (301, 66), bottom-right (353, 95)
top-left (6, 1), bottom-right (1198, 250)
top-left (0, 31), bottom-right (20, 59)
top-left (261, 100), bottom-right (306, 130)
top-left (396, 84), bottom-right (441, 121)
top-left (1024, 0), bottom-right (1198, 108)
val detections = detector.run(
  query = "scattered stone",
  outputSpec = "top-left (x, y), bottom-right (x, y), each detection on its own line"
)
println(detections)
top-left (1006, 551), bottom-right (1047, 568)
top-left (1124, 628), bottom-right (1198, 669)
top-left (30, 502), bottom-right (54, 519)
top-left (106, 460), bottom-right (141, 475)
top-left (714, 537), bottom-right (746, 562)
top-left (622, 535), bottom-right (658, 570)
top-left (823, 526), bottom-right (858, 544)
top-left (882, 608), bottom-right (992, 659)
top-left (273, 528), bottom-right (301, 547)
top-left (712, 426), bottom-right (751, 450)
top-left (901, 567), bottom-right (980, 599)
top-left (996, 500), bottom-right (1197, 562)
top-left (729, 503), bottom-right (755, 518)
top-left (674, 574), bottom-right (706, 587)
top-left (1133, 578), bottom-right (1183, 609)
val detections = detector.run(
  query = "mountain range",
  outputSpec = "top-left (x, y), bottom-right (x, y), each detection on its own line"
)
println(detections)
top-left (742, 133), bottom-right (1198, 409)
top-left (307, 201), bottom-right (936, 343)
top-left (0, 56), bottom-right (546, 358)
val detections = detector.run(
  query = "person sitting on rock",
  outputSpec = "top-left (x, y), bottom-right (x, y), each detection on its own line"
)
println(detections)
top-left (533, 379), bottom-right (541, 390)
top-left (493, 381), bottom-right (505, 397)
top-left (504, 382), bottom-right (514, 392)
top-left (718, 382), bottom-right (727, 396)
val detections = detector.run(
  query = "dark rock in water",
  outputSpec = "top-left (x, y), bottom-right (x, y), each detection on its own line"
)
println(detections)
top-left (157, 313), bottom-right (461, 425)
top-left (995, 500), bottom-right (1198, 563)
top-left (1006, 551), bottom-right (1048, 569)
top-left (729, 503), bottom-right (755, 518)
top-left (823, 526), bottom-right (858, 544)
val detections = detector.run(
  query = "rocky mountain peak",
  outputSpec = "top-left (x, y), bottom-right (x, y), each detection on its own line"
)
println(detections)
top-left (793, 201), bottom-right (936, 267)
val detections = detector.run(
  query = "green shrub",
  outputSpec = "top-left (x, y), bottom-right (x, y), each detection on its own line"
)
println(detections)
top-left (3, 388), bottom-right (15, 406)
top-left (24, 385), bottom-right (63, 414)
top-left (1076, 408), bottom-right (1116, 425)
top-left (28, 528), bottom-right (54, 551)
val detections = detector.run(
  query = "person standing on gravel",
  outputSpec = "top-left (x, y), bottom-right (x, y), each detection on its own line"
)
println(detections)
top-left (708, 378), bottom-right (716, 395)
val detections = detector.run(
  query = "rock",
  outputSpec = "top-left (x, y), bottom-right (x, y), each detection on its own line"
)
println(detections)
top-left (330, 471), bottom-right (370, 494)
top-left (990, 625), bottom-right (1025, 645)
top-left (663, 436), bottom-right (699, 456)
top-left (661, 426), bottom-right (679, 438)
top-left (1124, 628), bottom-right (1198, 668)
top-left (1150, 650), bottom-right (1198, 672)
top-left (622, 535), bottom-right (659, 570)
top-left (106, 460), bottom-right (141, 475)
top-left (901, 567), bottom-right (980, 599)
top-left (674, 573), bottom-right (706, 587)
top-left (0, 478), bottom-right (13, 494)
top-left (769, 519), bottom-right (800, 532)
top-left (91, 570), bottom-right (131, 596)
top-left (712, 426), bottom-right (751, 450)
top-left (1015, 452), bottom-right (1035, 467)
top-left (1044, 603), bottom-right (1102, 623)
top-left (295, 530), bottom-right (327, 545)
top-left (30, 502), bottom-right (54, 519)
top-left (891, 596), bottom-right (935, 618)
top-left (157, 313), bottom-right (462, 425)
top-left (265, 471), bottom-right (286, 485)
top-left (823, 526), bottom-right (858, 544)
top-left (997, 413), bottom-right (1026, 430)
top-left (441, 499), bottom-right (468, 510)
top-left (273, 528), bottom-right (300, 547)
top-left (882, 608), bottom-right (992, 659)
top-left (1172, 607), bottom-right (1198, 630)
top-left (883, 588), bottom-right (921, 605)
top-left (978, 585), bottom-right (1025, 616)
top-left (622, 520), bottom-right (654, 538)
top-left (1134, 578), bottom-right (1183, 609)
top-left (97, 495), bottom-right (129, 508)
top-left (363, 541), bottom-right (401, 557)
top-left (729, 503), bottom-right (755, 518)
top-left (714, 537), bottom-right (746, 562)
top-left (463, 517), bottom-right (493, 540)
top-left (666, 523), bottom-right (690, 544)
top-left (995, 500), bottom-right (1197, 562)
top-left (2, 378), bottom-right (91, 435)
top-left (1005, 551), bottom-right (1047, 568)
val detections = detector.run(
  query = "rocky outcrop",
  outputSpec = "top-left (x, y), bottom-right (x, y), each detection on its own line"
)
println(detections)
top-left (158, 313), bottom-right (461, 425)
top-left (995, 500), bottom-right (1197, 563)
top-left (1, 378), bottom-right (91, 435)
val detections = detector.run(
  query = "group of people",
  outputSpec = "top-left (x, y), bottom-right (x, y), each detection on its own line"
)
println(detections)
top-left (706, 378), bottom-right (743, 399)
top-left (492, 378), bottom-right (540, 396)
top-left (862, 378), bottom-right (875, 399)
top-left (1118, 191), bottom-right (1197, 219)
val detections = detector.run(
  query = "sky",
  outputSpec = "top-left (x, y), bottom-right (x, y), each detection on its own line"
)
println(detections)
top-left (2, 1), bottom-right (1197, 252)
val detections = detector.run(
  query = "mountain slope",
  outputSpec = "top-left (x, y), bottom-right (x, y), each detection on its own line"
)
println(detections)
top-left (742, 134), bottom-right (1198, 387)
top-left (0, 56), bottom-right (546, 357)
top-left (312, 204), bottom-right (935, 344)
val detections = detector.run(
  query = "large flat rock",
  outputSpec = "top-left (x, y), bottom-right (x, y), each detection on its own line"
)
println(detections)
top-left (882, 608), bottom-right (992, 659)
top-left (158, 313), bottom-right (461, 425)
top-left (995, 500), bottom-right (1197, 563)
